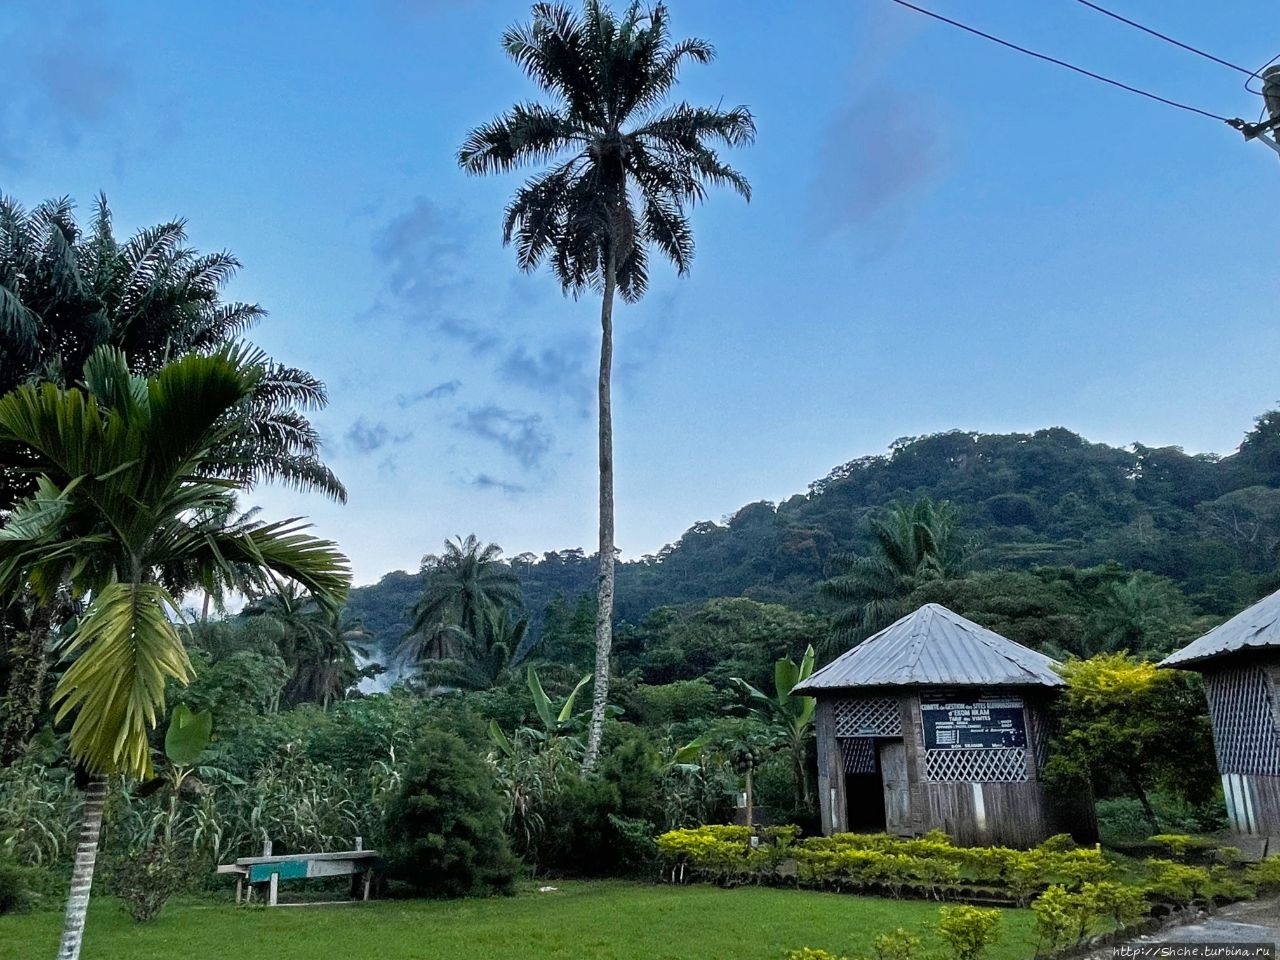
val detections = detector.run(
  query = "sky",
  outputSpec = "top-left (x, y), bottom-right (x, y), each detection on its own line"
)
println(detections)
top-left (2, 0), bottom-right (1277, 585)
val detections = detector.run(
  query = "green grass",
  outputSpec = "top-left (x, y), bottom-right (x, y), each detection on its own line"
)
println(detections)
top-left (0, 881), bottom-right (1036, 960)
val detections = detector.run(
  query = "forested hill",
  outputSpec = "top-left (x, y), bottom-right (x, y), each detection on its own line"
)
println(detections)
top-left (347, 411), bottom-right (1280, 658)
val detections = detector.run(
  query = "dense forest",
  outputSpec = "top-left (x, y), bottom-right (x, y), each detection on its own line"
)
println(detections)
top-left (349, 411), bottom-right (1280, 672)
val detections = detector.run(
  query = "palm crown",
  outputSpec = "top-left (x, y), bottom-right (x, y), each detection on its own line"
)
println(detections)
top-left (458, 0), bottom-right (756, 299)
top-left (0, 344), bottom-right (350, 778)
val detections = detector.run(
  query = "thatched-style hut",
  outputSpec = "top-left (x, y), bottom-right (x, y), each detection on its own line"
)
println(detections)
top-left (795, 604), bottom-right (1096, 847)
top-left (1160, 590), bottom-right (1280, 843)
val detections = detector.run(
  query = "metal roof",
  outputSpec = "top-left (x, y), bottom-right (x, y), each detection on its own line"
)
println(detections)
top-left (793, 603), bottom-right (1065, 693)
top-left (1160, 588), bottom-right (1280, 669)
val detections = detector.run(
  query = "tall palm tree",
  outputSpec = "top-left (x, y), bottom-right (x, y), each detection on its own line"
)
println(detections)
top-left (822, 497), bottom-right (967, 646)
top-left (0, 192), bottom-right (345, 764)
top-left (400, 535), bottom-right (522, 669)
top-left (0, 344), bottom-right (349, 960)
top-left (458, 1), bottom-right (755, 768)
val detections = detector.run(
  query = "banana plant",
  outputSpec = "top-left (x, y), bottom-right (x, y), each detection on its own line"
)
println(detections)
top-left (138, 705), bottom-right (240, 847)
top-left (487, 665), bottom-right (592, 758)
top-left (527, 665), bottom-right (591, 737)
top-left (731, 645), bottom-right (817, 808)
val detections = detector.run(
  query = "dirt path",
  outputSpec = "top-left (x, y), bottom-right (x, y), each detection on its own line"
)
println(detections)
top-left (1105, 899), bottom-right (1280, 953)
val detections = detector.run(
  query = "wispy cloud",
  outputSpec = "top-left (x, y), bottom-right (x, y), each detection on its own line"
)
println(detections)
top-left (346, 417), bottom-right (413, 455)
top-left (500, 340), bottom-right (592, 411)
top-left (371, 197), bottom-right (469, 308)
top-left (472, 473), bottom-right (527, 495)
top-left (456, 405), bottom-right (552, 469)
top-left (396, 379), bottom-right (462, 408)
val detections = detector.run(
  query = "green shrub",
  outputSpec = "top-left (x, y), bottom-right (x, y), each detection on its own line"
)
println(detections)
top-left (786, 950), bottom-right (848, 960)
top-left (871, 927), bottom-right (921, 960)
top-left (937, 905), bottom-right (1002, 960)
top-left (106, 842), bottom-right (192, 922)
top-left (1245, 855), bottom-right (1280, 894)
top-left (383, 729), bottom-right (518, 898)
top-left (1144, 859), bottom-right (1210, 904)
top-left (1032, 885), bottom-right (1091, 955)
top-left (1148, 834), bottom-right (1206, 861)
top-left (1081, 880), bottom-right (1147, 928)
top-left (0, 854), bottom-right (37, 915)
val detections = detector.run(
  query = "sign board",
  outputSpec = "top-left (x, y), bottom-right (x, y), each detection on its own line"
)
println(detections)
top-left (921, 698), bottom-right (1026, 750)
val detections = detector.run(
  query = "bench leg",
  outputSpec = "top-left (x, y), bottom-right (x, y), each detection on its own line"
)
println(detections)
top-left (269, 872), bottom-right (278, 907)
top-left (362, 870), bottom-right (371, 902)
top-left (235, 877), bottom-right (242, 904)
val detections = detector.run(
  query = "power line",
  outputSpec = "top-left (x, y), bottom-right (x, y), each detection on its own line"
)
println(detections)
top-left (1072, 0), bottom-right (1257, 79)
top-left (885, 0), bottom-right (1233, 124)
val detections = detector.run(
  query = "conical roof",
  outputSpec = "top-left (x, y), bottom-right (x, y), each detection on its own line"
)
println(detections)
top-left (793, 603), bottom-right (1064, 692)
top-left (1160, 588), bottom-right (1280, 670)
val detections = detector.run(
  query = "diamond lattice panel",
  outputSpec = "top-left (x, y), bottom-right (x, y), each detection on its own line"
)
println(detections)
top-left (924, 748), bottom-right (1027, 783)
top-left (834, 698), bottom-right (901, 738)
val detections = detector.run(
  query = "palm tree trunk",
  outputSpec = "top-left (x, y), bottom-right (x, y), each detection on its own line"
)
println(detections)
top-left (56, 776), bottom-right (108, 960)
top-left (582, 253), bottom-right (617, 773)
top-left (0, 601), bottom-right (52, 764)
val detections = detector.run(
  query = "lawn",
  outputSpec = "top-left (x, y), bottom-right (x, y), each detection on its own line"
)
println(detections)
top-left (1, 881), bottom-right (1036, 960)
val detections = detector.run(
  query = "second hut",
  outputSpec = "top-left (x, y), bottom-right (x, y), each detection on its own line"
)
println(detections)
top-left (795, 603), bottom-right (1095, 847)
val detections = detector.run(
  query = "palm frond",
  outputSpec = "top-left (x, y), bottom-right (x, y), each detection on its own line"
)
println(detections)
top-left (51, 581), bottom-right (192, 779)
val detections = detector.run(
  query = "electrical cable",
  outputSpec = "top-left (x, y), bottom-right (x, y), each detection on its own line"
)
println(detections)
top-left (886, 0), bottom-right (1234, 124)
top-left (1072, 0), bottom-right (1257, 78)
top-left (1245, 51), bottom-right (1280, 97)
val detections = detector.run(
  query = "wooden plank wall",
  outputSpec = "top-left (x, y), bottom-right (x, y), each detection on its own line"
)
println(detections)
top-left (1248, 774), bottom-right (1280, 835)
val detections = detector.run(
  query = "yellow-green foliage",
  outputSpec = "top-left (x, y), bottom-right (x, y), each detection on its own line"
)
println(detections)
top-left (1080, 881), bottom-right (1147, 928)
top-left (871, 927), bottom-right (922, 960)
top-left (1031, 885), bottom-right (1091, 954)
top-left (1245, 855), bottom-right (1280, 893)
top-left (937, 905), bottom-right (1002, 960)
top-left (660, 827), bottom-right (1120, 902)
top-left (1148, 834), bottom-right (1205, 861)
top-left (786, 950), bottom-right (849, 960)
top-left (1144, 860), bottom-right (1210, 903)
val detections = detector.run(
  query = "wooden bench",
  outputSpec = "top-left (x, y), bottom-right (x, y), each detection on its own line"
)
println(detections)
top-left (217, 840), bottom-right (379, 906)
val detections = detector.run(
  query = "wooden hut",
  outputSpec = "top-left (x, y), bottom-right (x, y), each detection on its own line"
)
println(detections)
top-left (1160, 590), bottom-right (1280, 846)
top-left (795, 603), bottom-right (1095, 847)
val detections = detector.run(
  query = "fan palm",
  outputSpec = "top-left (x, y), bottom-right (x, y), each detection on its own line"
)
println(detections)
top-left (459, 0), bottom-right (754, 768)
top-left (401, 535), bottom-right (522, 669)
top-left (822, 497), bottom-right (966, 646)
top-left (0, 344), bottom-right (349, 960)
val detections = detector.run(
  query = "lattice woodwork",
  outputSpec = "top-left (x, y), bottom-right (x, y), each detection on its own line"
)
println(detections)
top-left (1203, 663), bottom-right (1280, 777)
top-left (833, 697), bottom-right (901, 738)
top-left (1026, 705), bottom-right (1052, 774)
top-left (839, 737), bottom-right (877, 774)
top-left (924, 748), bottom-right (1028, 783)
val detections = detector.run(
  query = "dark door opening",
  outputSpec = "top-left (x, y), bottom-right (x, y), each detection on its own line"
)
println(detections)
top-left (844, 767), bottom-right (887, 832)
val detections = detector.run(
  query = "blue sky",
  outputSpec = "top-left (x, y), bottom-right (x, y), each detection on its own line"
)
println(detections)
top-left (3, 0), bottom-right (1277, 584)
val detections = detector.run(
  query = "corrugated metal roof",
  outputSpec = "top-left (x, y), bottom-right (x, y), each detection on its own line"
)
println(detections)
top-left (793, 603), bottom-right (1064, 693)
top-left (1160, 588), bottom-right (1280, 669)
